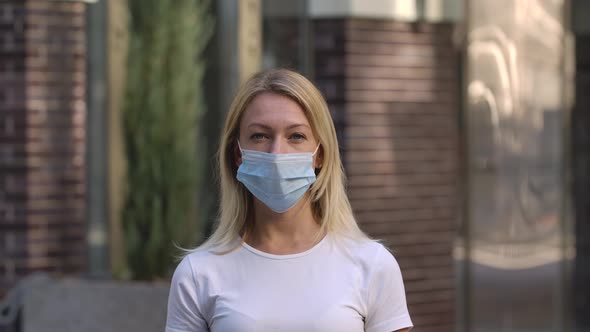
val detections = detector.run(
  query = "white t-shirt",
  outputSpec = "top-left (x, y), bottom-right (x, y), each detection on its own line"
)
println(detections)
top-left (166, 233), bottom-right (413, 332)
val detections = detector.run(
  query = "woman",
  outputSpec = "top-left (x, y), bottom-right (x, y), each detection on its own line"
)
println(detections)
top-left (166, 69), bottom-right (413, 332)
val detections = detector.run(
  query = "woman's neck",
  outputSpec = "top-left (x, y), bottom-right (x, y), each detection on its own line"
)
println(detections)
top-left (247, 195), bottom-right (324, 255)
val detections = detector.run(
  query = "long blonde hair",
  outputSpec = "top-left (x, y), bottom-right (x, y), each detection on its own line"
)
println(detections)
top-left (193, 68), bottom-right (368, 252)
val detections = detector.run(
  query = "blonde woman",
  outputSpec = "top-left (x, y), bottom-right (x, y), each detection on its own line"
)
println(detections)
top-left (165, 69), bottom-right (413, 332)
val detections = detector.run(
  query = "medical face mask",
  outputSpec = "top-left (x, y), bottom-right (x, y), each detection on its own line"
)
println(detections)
top-left (236, 141), bottom-right (320, 213)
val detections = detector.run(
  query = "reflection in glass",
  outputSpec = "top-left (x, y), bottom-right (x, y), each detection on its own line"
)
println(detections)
top-left (465, 0), bottom-right (566, 331)
top-left (261, 0), bottom-right (309, 74)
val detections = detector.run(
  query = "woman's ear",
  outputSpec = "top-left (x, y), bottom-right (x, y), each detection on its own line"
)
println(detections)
top-left (314, 145), bottom-right (324, 170)
top-left (233, 140), bottom-right (242, 167)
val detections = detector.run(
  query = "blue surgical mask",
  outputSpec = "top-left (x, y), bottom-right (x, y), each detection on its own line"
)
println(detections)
top-left (236, 141), bottom-right (320, 213)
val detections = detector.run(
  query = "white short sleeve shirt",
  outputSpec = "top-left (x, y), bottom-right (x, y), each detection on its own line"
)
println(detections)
top-left (166, 233), bottom-right (413, 332)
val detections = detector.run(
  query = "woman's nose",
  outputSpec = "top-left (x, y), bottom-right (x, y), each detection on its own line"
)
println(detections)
top-left (269, 139), bottom-right (284, 154)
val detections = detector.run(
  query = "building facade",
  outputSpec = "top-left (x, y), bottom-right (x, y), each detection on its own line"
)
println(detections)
top-left (1, 0), bottom-right (589, 331)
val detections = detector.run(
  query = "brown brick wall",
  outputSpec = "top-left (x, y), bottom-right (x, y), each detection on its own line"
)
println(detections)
top-left (314, 19), bottom-right (460, 332)
top-left (0, 0), bottom-right (87, 297)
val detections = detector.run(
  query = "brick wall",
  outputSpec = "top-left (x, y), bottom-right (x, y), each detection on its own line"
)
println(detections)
top-left (314, 19), bottom-right (459, 332)
top-left (0, 0), bottom-right (87, 297)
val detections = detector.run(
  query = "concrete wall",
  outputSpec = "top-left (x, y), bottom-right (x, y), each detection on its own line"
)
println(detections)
top-left (23, 278), bottom-right (169, 332)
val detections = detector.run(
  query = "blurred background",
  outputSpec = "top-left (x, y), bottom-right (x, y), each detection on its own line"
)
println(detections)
top-left (0, 0), bottom-right (589, 331)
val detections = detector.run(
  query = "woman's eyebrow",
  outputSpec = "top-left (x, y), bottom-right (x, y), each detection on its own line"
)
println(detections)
top-left (247, 123), bottom-right (310, 130)
top-left (247, 123), bottom-right (272, 130)
top-left (286, 124), bottom-right (311, 130)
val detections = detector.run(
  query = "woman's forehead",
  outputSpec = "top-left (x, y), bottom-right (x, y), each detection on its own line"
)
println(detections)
top-left (240, 93), bottom-right (311, 128)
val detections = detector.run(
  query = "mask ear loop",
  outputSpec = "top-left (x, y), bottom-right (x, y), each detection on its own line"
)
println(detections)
top-left (312, 144), bottom-right (322, 169)
top-left (237, 140), bottom-right (244, 154)
top-left (312, 144), bottom-right (321, 156)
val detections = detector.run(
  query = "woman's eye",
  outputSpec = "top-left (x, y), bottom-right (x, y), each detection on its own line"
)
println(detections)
top-left (250, 133), bottom-right (266, 140)
top-left (290, 133), bottom-right (306, 141)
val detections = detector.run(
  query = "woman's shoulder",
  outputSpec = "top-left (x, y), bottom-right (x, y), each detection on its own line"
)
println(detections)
top-left (330, 235), bottom-right (404, 290)
top-left (171, 249), bottom-right (214, 280)
top-left (329, 233), bottom-right (396, 265)
top-left (182, 247), bottom-right (217, 265)
top-left (330, 232), bottom-right (386, 250)
top-left (174, 241), bottom-right (242, 277)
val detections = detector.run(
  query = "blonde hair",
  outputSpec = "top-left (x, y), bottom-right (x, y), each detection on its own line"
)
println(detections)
top-left (193, 68), bottom-right (369, 252)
